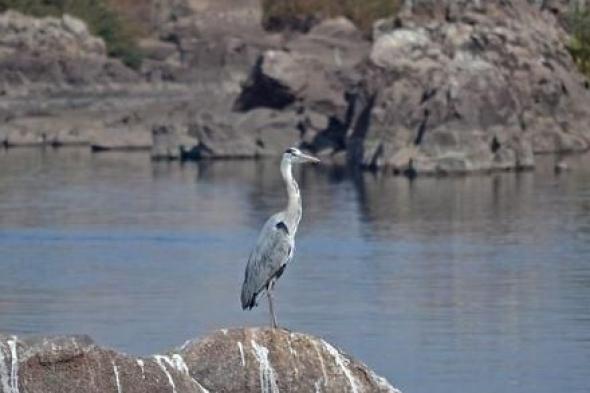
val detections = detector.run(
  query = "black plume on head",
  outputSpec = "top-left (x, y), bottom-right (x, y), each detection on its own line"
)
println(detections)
top-left (285, 148), bottom-right (296, 154)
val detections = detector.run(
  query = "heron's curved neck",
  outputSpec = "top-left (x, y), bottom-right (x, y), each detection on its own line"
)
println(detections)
top-left (280, 158), bottom-right (302, 228)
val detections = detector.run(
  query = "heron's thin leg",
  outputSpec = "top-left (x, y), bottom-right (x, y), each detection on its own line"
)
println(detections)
top-left (267, 283), bottom-right (278, 329)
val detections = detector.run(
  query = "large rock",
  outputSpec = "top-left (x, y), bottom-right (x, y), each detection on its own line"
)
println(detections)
top-left (235, 17), bottom-right (367, 114)
top-left (0, 11), bottom-right (139, 93)
top-left (3, 1), bottom-right (589, 172)
top-left (148, 0), bottom-right (275, 91)
top-left (348, 0), bottom-right (590, 174)
top-left (0, 1), bottom-right (268, 91)
top-left (0, 11), bottom-right (106, 56)
top-left (233, 0), bottom-right (590, 174)
top-left (0, 328), bottom-right (400, 393)
top-left (231, 17), bottom-right (369, 160)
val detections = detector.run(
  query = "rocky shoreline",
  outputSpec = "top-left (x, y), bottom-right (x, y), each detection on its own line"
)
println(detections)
top-left (0, 0), bottom-right (589, 175)
top-left (0, 328), bottom-right (400, 393)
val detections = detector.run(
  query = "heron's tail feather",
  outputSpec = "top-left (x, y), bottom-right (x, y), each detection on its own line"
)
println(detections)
top-left (241, 281), bottom-right (257, 310)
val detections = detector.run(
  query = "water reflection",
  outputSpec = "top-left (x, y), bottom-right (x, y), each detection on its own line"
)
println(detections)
top-left (0, 148), bottom-right (589, 393)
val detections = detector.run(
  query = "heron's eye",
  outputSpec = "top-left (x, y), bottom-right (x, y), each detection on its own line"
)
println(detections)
top-left (285, 148), bottom-right (296, 154)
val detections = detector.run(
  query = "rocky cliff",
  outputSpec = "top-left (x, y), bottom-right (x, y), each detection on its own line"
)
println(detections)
top-left (137, 0), bottom-right (590, 173)
top-left (0, 328), bottom-right (400, 393)
top-left (235, 0), bottom-right (590, 174)
top-left (1, 0), bottom-right (589, 175)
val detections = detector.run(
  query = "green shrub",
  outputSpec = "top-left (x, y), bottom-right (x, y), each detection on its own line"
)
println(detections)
top-left (568, 7), bottom-right (590, 77)
top-left (0, 0), bottom-right (144, 69)
top-left (261, 0), bottom-right (401, 34)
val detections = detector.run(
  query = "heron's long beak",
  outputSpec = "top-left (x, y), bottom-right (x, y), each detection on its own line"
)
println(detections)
top-left (300, 153), bottom-right (320, 163)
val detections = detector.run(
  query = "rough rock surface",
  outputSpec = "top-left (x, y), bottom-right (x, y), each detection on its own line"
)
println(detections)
top-left (349, 0), bottom-right (590, 174)
top-left (0, 1), bottom-right (281, 154)
top-left (233, 17), bottom-right (369, 159)
top-left (235, 17), bottom-right (367, 115)
top-left (0, 11), bottom-right (139, 93)
top-left (0, 328), bottom-right (400, 393)
top-left (145, 0), bottom-right (276, 92)
top-left (1, 0), bottom-right (589, 174)
top-left (235, 0), bottom-right (590, 174)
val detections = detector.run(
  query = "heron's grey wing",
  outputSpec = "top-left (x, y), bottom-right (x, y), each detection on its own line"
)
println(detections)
top-left (241, 217), bottom-right (292, 309)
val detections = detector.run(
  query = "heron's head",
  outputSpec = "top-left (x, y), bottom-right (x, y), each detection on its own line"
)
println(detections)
top-left (283, 147), bottom-right (320, 164)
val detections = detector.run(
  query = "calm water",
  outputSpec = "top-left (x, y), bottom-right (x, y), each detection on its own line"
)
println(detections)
top-left (0, 148), bottom-right (589, 393)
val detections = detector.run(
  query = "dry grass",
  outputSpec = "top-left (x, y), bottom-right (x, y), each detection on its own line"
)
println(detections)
top-left (261, 0), bottom-right (401, 33)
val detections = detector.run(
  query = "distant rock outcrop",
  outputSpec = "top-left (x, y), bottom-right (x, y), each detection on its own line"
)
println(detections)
top-left (1, 0), bottom-right (589, 175)
top-left (144, 0), bottom-right (275, 90)
top-left (0, 328), bottom-right (400, 393)
top-left (234, 0), bottom-right (590, 174)
top-left (0, 11), bottom-right (139, 93)
top-left (347, 0), bottom-right (590, 174)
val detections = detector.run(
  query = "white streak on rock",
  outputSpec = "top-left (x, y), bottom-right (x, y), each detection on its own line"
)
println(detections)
top-left (169, 354), bottom-right (210, 393)
top-left (8, 336), bottom-right (18, 393)
top-left (170, 354), bottom-right (189, 374)
top-left (250, 340), bottom-right (280, 393)
top-left (322, 340), bottom-right (360, 393)
top-left (192, 379), bottom-right (211, 393)
top-left (221, 329), bottom-right (228, 335)
top-left (314, 379), bottom-right (322, 393)
top-left (154, 355), bottom-right (177, 393)
top-left (237, 342), bottom-right (246, 367)
top-left (366, 369), bottom-right (401, 393)
top-left (136, 359), bottom-right (145, 380)
top-left (0, 342), bottom-right (12, 393)
top-left (287, 337), bottom-right (296, 357)
top-left (311, 341), bottom-right (328, 384)
top-left (70, 337), bottom-right (79, 351)
top-left (112, 361), bottom-right (122, 393)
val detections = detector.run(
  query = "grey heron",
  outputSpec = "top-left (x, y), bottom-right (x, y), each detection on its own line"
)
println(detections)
top-left (241, 147), bottom-right (320, 328)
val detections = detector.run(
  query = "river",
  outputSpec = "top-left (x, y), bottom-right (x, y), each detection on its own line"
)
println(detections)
top-left (0, 148), bottom-right (589, 393)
